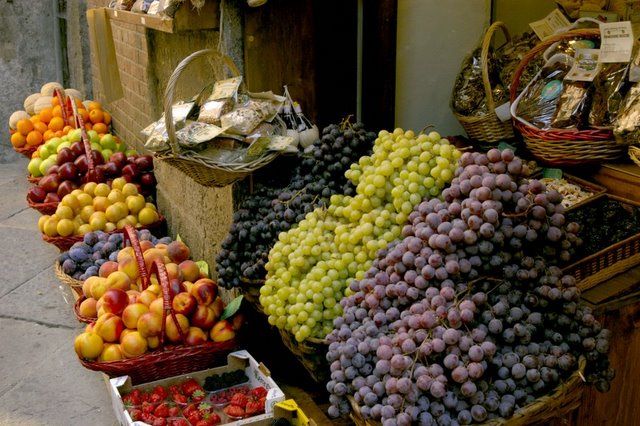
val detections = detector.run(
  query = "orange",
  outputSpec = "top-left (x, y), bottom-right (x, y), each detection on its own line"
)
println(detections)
top-left (89, 109), bottom-right (104, 124)
top-left (52, 96), bottom-right (61, 107)
top-left (84, 122), bottom-right (93, 131)
top-left (52, 105), bottom-right (63, 118)
top-left (29, 115), bottom-right (40, 124)
top-left (92, 122), bottom-right (107, 134)
top-left (54, 130), bottom-right (64, 138)
top-left (16, 119), bottom-right (34, 136)
top-left (77, 109), bottom-right (90, 124)
top-left (48, 116), bottom-right (65, 132)
top-left (88, 101), bottom-right (102, 111)
top-left (103, 111), bottom-right (112, 125)
top-left (75, 98), bottom-right (84, 109)
top-left (26, 130), bottom-right (43, 146)
top-left (43, 129), bottom-right (55, 141)
top-left (33, 121), bottom-right (48, 134)
top-left (10, 132), bottom-right (26, 148)
top-left (62, 125), bottom-right (74, 134)
top-left (39, 107), bottom-right (53, 124)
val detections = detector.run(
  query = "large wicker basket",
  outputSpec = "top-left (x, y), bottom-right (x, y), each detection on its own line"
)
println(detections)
top-left (510, 28), bottom-right (627, 165)
top-left (153, 49), bottom-right (281, 188)
top-left (349, 357), bottom-right (586, 426)
top-left (629, 145), bottom-right (640, 167)
top-left (453, 21), bottom-right (515, 144)
top-left (54, 260), bottom-right (84, 295)
top-left (77, 226), bottom-right (239, 384)
top-left (277, 328), bottom-right (328, 383)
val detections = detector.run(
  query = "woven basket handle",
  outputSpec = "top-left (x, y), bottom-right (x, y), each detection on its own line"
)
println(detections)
top-left (163, 49), bottom-right (241, 158)
top-left (509, 28), bottom-right (601, 103)
top-left (481, 21), bottom-right (511, 112)
top-left (149, 258), bottom-right (188, 348)
top-left (123, 224), bottom-right (150, 290)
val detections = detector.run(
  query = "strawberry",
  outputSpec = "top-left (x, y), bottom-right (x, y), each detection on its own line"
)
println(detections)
top-left (171, 392), bottom-right (188, 405)
top-left (142, 401), bottom-right (156, 414)
top-left (197, 402), bottom-right (213, 416)
top-left (186, 412), bottom-right (201, 425)
top-left (170, 420), bottom-right (189, 426)
top-left (122, 389), bottom-right (142, 406)
top-left (245, 400), bottom-right (264, 416)
top-left (152, 418), bottom-right (167, 426)
top-left (230, 392), bottom-right (248, 408)
top-left (141, 412), bottom-right (156, 424)
top-left (191, 389), bottom-right (206, 403)
top-left (149, 392), bottom-right (164, 404)
top-left (154, 402), bottom-right (170, 418)
top-left (128, 408), bottom-right (143, 421)
top-left (168, 406), bottom-right (180, 417)
top-left (182, 403), bottom-right (198, 418)
top-left (180, 378), bottom-right (203, 397)
top-left (250, 386), bottom-right (268, 400)
top-left (223, 404), bottom-right (245, 418)
top-left (153, 385), bottom-right (168, 400)
top-left (206, 412), bottom-right (222, 425)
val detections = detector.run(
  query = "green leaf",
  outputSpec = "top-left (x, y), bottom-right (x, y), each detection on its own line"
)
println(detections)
top-left (498, 142), bottom-right (517, 153)
top-left (176, 234), bottom-right (183, 242)
top-left (542, 168), bottom-right (563, 179)
top-left (196, 260), bottom-right (209, 278)
top-left (221, 295), bottom-right (244, 320)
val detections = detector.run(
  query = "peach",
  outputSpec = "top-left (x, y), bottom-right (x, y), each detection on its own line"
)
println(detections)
top-left (137, 312), bottom-right (163, 338)
top-left (139, 239), bottom-right (155, 253)
top-left (165, 313), bottom-right (189, 343)
top-left (101, 288), bottom-right (130, 316)
top-left (179, 260), bottom-right (200, 283)
top-left (83, 276), bottom-right (101, 298)
top-left (119, 328), bottom-right (136, 343)
top-left (122, 302), bottom-right (149, 329)
top-left (191, 278), bottom-right (218, 306)
top-left (120, 331), bottom-right (148, 358)
top-left (98, 260), bottom-right (119, 278)
top-left (149, 297), bottom-right (164, 317)
top-left (94, 312), bottom-right (125, 343)
top-left (126, 289), bottom-right (141, 304)
top-left (98, 343), bottom-right (124, 362)
top-left (190, 304), bottom-right (216, 330)
top-left (106, 270), bottom-right (132, 291)
top-left (211, 296), bottom-right (225, 319)
top-left (143, 248), bottom-right (166, 271)
top-left (116, 246), bottom-right (135, 263)
top-left (185, 326), bottom-right (208, 346)
top-left (210, 319), bottom-right (235, 343)
top-left (167, 240), bottom-right (190, 264)
top-left (137, 289), bottom-right (157, 307)
top-left (118, 256), bottom-right (140, 282)
top-left (78, 297), bottom-right (98, 319)
top-left (89, 276), bottom-right (110, 300)
top-left (147, 336), bottom-right (161, 350)
top-left (74, 331), bottom-right (104, 360)
top-left (165, 262), bottom-right (183, 282)
top-left (172, 292), bottom-right (197, 316)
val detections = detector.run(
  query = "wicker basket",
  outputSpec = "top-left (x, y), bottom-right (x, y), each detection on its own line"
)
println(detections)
top-left (54, 260), bottom-right (84, 294)
top-left (77, 226), bottom-right (239, 384)
top-left (239, 276), bottom-right (264, 314)
top-left (27, 174), bottom-right (41, 184)
top-left (27, 194), bottom-right (58, 215)
top-left (629, 145), bottom-right (640, 167)
top-left (13, 143), bottom-right (38, 159)
top-left (452, 21), bottom-right (515, 144)
top-left (277, 328), bottom-right (328, 383)
top-left (563, 194), bottom-right (640, 292)
top-left (153, 49), bottom-right (281, 188)
top-left (349, 357), bottom-right (586, 426)
top-left (510, 28), bottom-right (627, 166)
top-left (42, 214), bottom-right (166, 252)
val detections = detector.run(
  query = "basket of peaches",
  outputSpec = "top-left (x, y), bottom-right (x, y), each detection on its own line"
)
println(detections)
top-left (73, 224), bottom-right (242, 384)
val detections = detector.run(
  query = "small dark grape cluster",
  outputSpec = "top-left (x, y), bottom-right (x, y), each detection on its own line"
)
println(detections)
top-left (203, 369), bottom-right (249, 392)
top-left (216, 122), bottom-right (376, 289)
top-left (325, 150), bottom-right (613, 425)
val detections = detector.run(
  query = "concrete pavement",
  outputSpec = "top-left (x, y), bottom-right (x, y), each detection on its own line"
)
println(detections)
top-left (0, 149), bottom-right (118, 426)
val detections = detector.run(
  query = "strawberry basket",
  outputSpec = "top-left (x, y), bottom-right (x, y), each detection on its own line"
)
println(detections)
top-left (77, 225), bottom-right (239, 384)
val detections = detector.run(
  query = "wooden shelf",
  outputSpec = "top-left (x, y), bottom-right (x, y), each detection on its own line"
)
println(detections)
top-left (104, 1), bottom-right (218, 33)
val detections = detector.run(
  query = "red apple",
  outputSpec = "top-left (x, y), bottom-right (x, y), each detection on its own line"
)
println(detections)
top-left (110, 151), bottom-right (127, 169)
top-left (38, 173), bottom-right (60, 193)
top-left (57, 179), bottom-right (78, 199)
top-left (172, 292), bottom-right (197, 316)
top-left (43, 192), bottom-right (61, 204)
top-left (122, 163), bottom-right (140, 179)
top-left (134, 155), bottom-right (154, 172)
top-left (139, 172), bottom-right (156, 188)
top-left (101, 288), bottom-right (130, 316)
top-left (102, 161), bottom-right (120, 177)
top-left (27, 186), bottom-right (47, 203)
top-left (47, 164), bottom-right (59, 175)
top-left (84, 167), bottom-right (105, 184)
top-left (56, 147), bottom-right (75, 166)
top-left (57, 162), bottom-right (78, 181)
top-left (191, 278), bottom-right (218, 306)
top-left (190, 304), bottom-right (216, 330)
top-left (90, 149), bottom-right (104, 166)
top-left (74, 155), bottom-right (89, 174)
top-left (70, 141), bottom-right (85, 157)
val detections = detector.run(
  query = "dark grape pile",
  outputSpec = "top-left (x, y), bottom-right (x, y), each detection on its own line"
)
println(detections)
top-left (203, 369), bottom-right (249, 392)
top-left (566, 197), bottom-right (640, 258)
top-left (216, 122), bottom-right (376, 289)
top-left (325, 150), bottom-right (613, 424)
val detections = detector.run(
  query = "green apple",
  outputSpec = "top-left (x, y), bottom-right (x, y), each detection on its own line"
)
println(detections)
top-left (91, 142), bottom-right (101, 152)
top-left (39, 157), bottom-right (57, 176)
top-left (47, 137), bottom-right (63, 151)
top-left (28, 158), bottom-right (44, 177)
top-left (38, 144), bottom-right (52, 160)
top-left (101, 149), bottom-right (113, 162)
top-left (100, 134), bottom-right (118, 151)
top-left (67, 129), bottom-right (82, 143)
top-left (87, 130), bottom-right (100, 146)
top-left (56, 141), bottom-right (72, 153)
top-left (125, 149), bottom-right (138, 157)
top-left (116, 141), bottom-right (127, 153)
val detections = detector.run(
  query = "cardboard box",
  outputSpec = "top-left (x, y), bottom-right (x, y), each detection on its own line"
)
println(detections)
top-left (108, 350), bottom-right (286, 426)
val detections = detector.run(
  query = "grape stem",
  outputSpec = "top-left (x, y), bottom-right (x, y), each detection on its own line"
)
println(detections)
top-left (340, 115), bottom-right (354, 130)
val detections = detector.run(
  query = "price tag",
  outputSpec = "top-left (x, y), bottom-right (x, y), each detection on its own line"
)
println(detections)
top-left (529, 9), bottom-right (571, 40)
top-left (599, 21), bottom-right (634, 63)
top-left (566, 48), bottom-right (602, 81)
top-left (494, 102), bottom-right (512, 122)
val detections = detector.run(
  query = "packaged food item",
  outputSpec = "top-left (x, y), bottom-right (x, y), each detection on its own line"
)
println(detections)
top-left (614, 82), bottom-right (640, 142)
top-left (175, 121), bottom-right (225, 147)
top-left (496, 32), bottom-right (541, 94)
top-left (588, 62), bottom-right (629, 127)
top-left (551, 81), bottom-right (592, 129)
top-left (515, 54), bottom-right (573, 129)
top-left (220, 107), bottom-right (263, 135)
top-left (142, 118), bottom-right (170, 152)
top-left (451, 47), bottom-right (500, 116)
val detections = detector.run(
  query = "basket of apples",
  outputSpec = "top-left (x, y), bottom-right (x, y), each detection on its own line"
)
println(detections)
top-left (73, 225), bottom-right (242, 384)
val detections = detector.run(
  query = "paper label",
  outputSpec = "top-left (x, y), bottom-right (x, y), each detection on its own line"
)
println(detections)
top-left (599, 21), bottom-right (634, 63)
top-left (209, 76), bottom-right (243, 101)
top-left (529, 9), bottom-right (571, 40)
top-left (566, 48), bottom-right (601, 81)
top-left (494, 101), bottom-right (512, 122)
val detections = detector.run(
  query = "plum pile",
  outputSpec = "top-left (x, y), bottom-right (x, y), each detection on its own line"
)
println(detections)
top-left (325, 150), bottom-right (613, 424)
top-left (215, 121), bottom-right (376, 289)
top-left (58, 229), bottom-right (171, 281)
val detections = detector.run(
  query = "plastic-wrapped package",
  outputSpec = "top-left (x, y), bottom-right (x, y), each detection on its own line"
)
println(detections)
top-left (588, 62), bottom-right (629, 128)
top-left (451, 47), bottom-right (497, 116)
top-left (614, 83), bottom-right (640, 142)
top-left (496, 32), bottom-right (542, 94)
top-left (551, 81), bottom-right (592, 129)
top-left (515, 54), bottom-right (573, 129)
